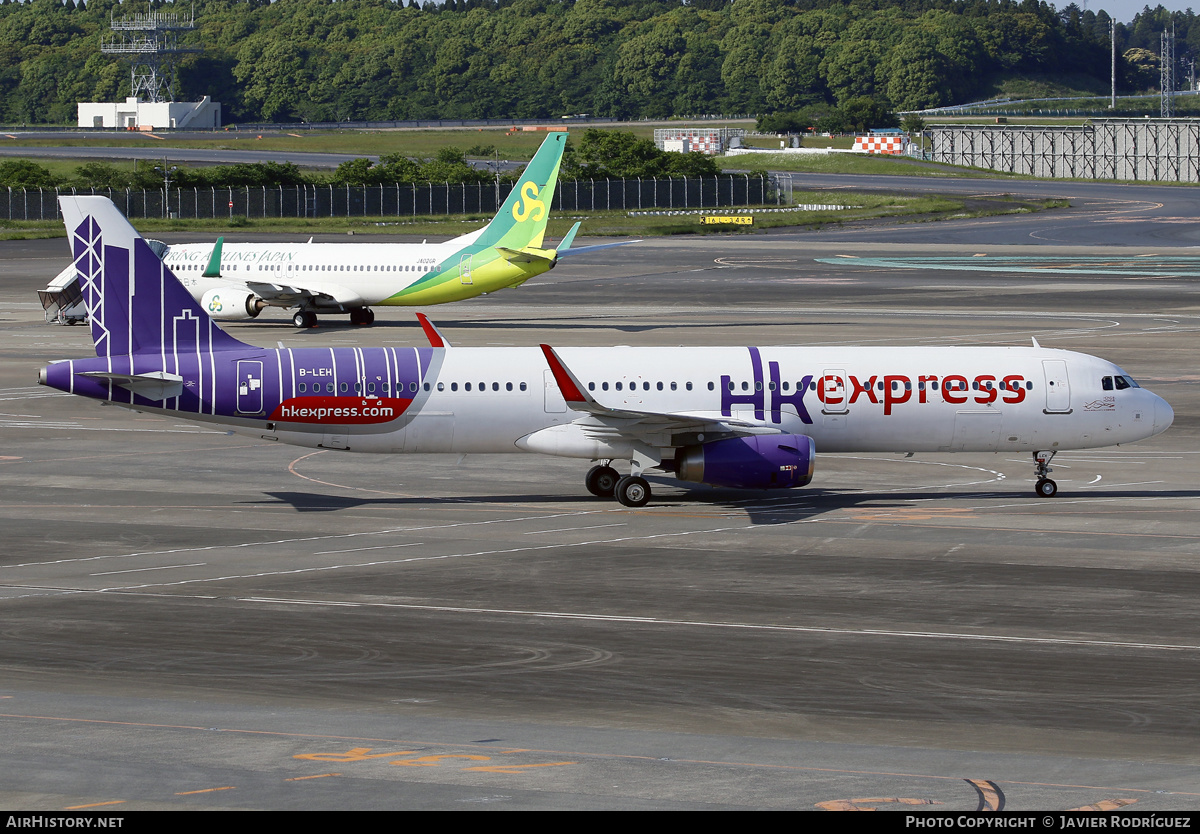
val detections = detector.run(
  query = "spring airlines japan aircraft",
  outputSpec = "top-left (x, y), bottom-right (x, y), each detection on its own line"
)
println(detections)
top-left (42, 197), bottom-right (1173, 506)
top-left (44, 133), bottom-right (611, 328)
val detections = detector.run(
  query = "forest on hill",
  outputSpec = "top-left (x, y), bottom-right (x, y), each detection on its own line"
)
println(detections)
top-left (0, 0), bottom-right (1194, 125)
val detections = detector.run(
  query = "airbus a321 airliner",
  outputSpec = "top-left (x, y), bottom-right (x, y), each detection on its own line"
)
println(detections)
top-left (43, 133), bottom-right (621, 328)
top-left (42, 197), bottom-right (1174, 506)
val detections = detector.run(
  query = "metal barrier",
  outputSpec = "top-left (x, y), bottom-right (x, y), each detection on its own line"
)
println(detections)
top-left (3, 175), bottom-right (772, 221)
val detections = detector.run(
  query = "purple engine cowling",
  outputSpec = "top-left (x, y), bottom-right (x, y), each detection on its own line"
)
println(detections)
top-left (675, 434), bottom-right (816, 490)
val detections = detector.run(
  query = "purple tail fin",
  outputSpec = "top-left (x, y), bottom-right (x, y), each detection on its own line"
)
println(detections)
top-left (60, 197), bottom-right (250, 358)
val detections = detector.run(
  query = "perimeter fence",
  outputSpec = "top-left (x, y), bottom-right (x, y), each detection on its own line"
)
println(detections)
top-left (3, 175), bottom-right (774, 221)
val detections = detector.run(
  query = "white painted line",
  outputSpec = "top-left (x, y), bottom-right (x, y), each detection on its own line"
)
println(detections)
top-left (90, 562), bottom-right (207, 576)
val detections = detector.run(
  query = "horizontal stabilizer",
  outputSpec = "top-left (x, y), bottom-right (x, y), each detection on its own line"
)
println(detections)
top-left (80, 370), bottom-right (184, 401)
top-left (496, 246), bottom-right (557, 266)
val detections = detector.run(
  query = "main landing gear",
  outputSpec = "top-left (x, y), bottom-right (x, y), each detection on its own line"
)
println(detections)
top-left (349, 307), bottom-right (375, 326)
top-left (292, 308), bottom-right (375, 328)
top-left (585, 462), bottom-right (651, 508)
top-left (1033, 450), bottom-right (1057, 497)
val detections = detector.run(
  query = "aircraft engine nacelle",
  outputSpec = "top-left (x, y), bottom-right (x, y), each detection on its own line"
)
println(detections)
top-left (200, 288), bottom-right (266, 321)
top-left (675, 434), bottom-right (815, 490)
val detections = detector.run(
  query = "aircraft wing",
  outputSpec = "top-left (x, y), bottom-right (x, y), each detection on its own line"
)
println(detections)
top-left (556, 239), bottom-right (641, 258)
top-left (540, 344), bottom-right (776, 444)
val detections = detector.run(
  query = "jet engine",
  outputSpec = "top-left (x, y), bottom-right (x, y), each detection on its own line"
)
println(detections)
top-left (200, 288), bottom-right (266, 321)
top-left (675, 434), bottom-right (815, 490)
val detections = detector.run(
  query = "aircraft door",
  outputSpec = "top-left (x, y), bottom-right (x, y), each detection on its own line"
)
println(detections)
top-left (819, 370), bottom-right (848, 414)
top-left (1042, 360), bottom-right (1071, 413)
top-left (236, 360), bottom-right (263, 414)
top-left (459, 254), bottom-right (473, 285)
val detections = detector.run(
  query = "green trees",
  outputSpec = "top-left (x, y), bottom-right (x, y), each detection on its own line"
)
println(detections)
top-left (0, 0), bottom-right (1163, 125)
top-left (565, 129), bottom-right (720, 178)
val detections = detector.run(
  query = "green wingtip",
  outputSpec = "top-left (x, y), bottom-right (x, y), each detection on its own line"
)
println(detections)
top-left (558, 221), bottom-right (582, 252)
top-left (203, 237), bottom-right (224, 278)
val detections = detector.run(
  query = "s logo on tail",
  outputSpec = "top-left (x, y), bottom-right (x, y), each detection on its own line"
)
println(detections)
top-left (512, 182), bottom-right (546, 223)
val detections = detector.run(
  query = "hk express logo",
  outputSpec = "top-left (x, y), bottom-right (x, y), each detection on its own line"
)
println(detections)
top-left (512, 182), bottom-right (546, 223)
top-left (721, 347), bottom-right (1029, 424)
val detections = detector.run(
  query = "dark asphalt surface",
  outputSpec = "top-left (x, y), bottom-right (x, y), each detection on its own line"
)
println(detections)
top-left (1, 176), bottom-right (1199, 810)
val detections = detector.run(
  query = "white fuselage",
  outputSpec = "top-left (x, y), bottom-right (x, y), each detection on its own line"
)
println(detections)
top-left (214, 345), bottom-right (1171, 459)
top-left (161, 240), bottom-right (465, 307)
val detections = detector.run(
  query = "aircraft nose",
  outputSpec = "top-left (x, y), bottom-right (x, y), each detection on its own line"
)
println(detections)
top-left (1154, 395), bottom-right (1174, 435)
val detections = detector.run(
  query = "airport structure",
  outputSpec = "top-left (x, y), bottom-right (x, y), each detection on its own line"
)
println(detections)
top-left (653, 127), bottom-right (746, 155)
top-left (930, 119), bottom-right (1200, 182)
top-left (77, 7), bottom-right (219, 129)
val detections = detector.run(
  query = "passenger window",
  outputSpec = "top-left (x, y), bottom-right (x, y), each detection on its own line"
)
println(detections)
top-left (465, 382), bottom-right (472, 391)
top-left (588, 382), bottom-right (595, 391)
top-left (299, 382), bottom-right (306, 393)
top-left (520, 382), bottom-right (527, 391)
top-left (707, 382), bottom-right (714, 391)
top-left (326, 383), bottom-right (335, 393)
top-left (671, 382), bottom-right (677, 391)
top-left (686, 382), bottom-right (693, 391)
top-left (506, 382), bottom-right (513, 391)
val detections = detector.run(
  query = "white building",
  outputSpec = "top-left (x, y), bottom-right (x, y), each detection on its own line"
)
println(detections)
top-left (77, 96), bottom-right (221, 130)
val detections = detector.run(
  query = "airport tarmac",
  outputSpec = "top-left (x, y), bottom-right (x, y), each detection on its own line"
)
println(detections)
top-left (2, 198), bottom-right (1200, 810)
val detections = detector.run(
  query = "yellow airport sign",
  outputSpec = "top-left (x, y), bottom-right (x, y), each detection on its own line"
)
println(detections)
top-left (701, 215), bottom-right (753, 225)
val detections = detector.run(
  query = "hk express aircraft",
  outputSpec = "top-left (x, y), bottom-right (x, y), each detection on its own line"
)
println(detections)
top-left (46, 132), bottom-right (619, 328)
top-left (42, 197), bottom-right (1173, 506)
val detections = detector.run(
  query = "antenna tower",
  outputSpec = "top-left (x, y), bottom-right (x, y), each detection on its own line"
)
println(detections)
top-left (1161, 27), bottom-right (1176, 118)
top-left (101, 5), bottom-right (200, 103)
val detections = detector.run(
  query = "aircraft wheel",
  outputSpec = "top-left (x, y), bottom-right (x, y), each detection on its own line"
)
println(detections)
top-left (585, 465), bottom-right (619, 498)
top-left (1035, 478), bottom-right (1058, 497)
top-left (615, 475), bottom-right (651, 508)
top-left (350, 308), bottom-right (375, 325)
top-left (293, 311), bottom-right (317, 328)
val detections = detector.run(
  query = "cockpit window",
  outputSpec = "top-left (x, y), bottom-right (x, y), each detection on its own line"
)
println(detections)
top-left (1102, 376), bottom-right (1114, 391)
top-left (1114, 375), bottom-right (1133, 390)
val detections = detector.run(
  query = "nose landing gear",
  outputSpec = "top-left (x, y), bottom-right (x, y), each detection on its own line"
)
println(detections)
top-left (1033, 450), bottom-right (1057, 497)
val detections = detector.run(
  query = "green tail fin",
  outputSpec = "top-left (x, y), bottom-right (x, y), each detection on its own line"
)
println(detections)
top-left (475, 132), bottom-right (566, 250)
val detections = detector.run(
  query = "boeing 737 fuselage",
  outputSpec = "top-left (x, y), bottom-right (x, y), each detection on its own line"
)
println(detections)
top-left (41, 197), bottom-right (1174, 506)
top-left (43, 133), bottom-right (618, 328)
